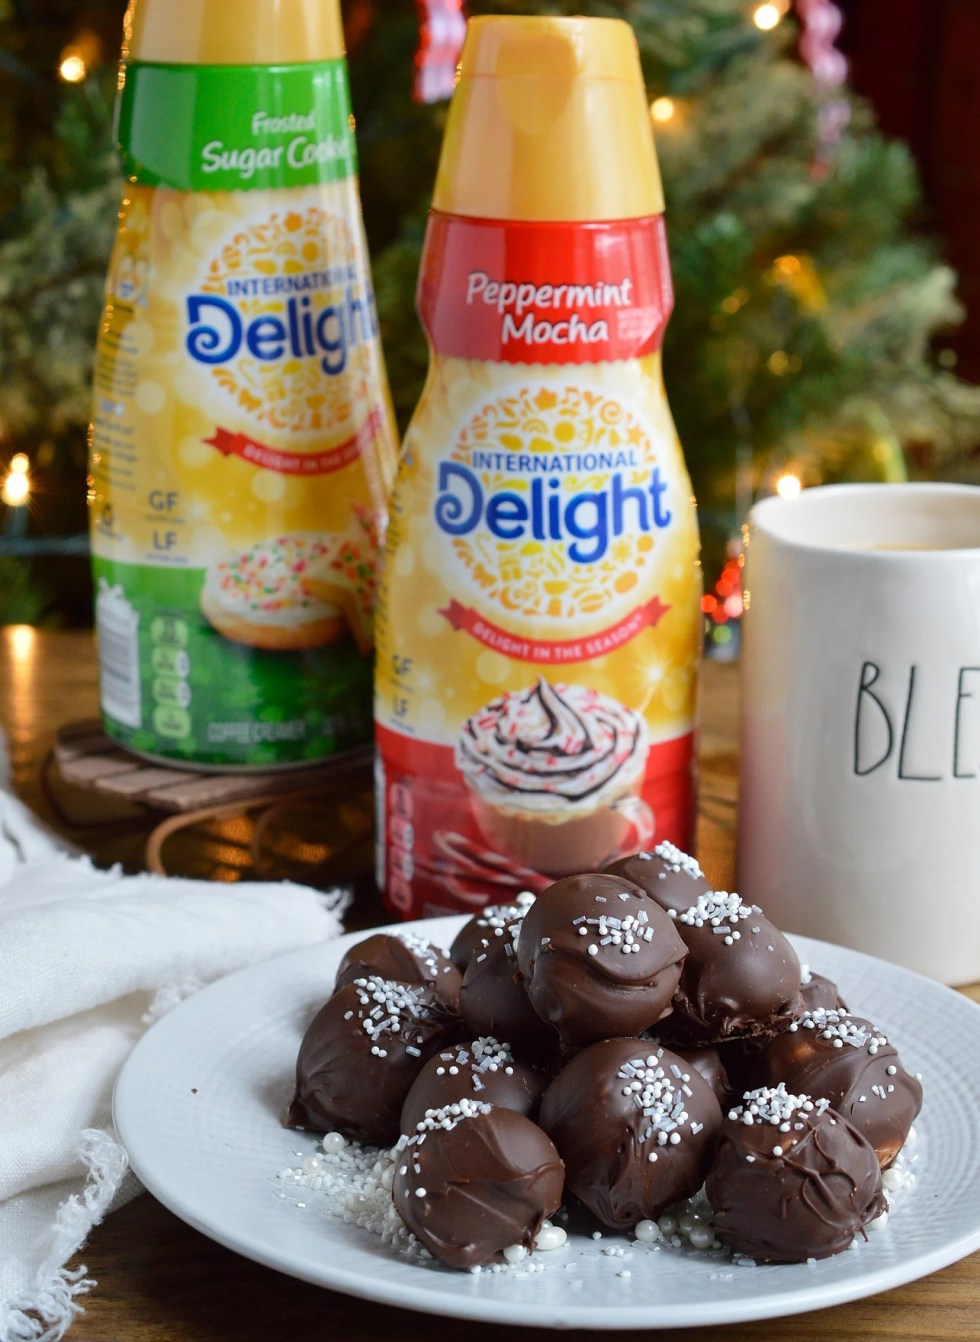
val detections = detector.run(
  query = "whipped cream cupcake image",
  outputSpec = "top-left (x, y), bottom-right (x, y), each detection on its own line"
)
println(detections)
top-left (201, 533), bottom-right (349, 651)
top-left (456, 679), bottom-right (652, 876)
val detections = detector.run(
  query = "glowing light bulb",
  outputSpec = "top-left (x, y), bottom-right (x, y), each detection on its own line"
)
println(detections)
top-left (2, 469), bottom-right (30, 506)
top-left (9, 453), bottom-right (29, 475)
top-left (59, 52), bottom-right (87, 82)
top-left (651, 97), bottom-right (676, 124)
top-left (10, 625), bottom-right (35, 662)
top-left (753, 4), bottom-right (782, 31)
top-left (776, 473), bottom-right (802, 500)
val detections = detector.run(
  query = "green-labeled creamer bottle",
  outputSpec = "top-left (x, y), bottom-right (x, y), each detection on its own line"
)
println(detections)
top-left (90, 0), bottom-right (397, 768)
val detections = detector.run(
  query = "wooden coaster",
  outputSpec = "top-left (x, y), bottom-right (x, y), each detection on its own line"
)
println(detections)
top-left (48, 720), bottom-right (374, 879)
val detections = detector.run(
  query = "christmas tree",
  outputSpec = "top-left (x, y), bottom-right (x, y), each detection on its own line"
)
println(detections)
top-left (2, 0), bottom-right (979, 623)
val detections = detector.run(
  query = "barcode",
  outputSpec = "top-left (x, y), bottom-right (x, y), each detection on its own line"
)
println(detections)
top-left (97, 587), bottom-right (142, 729)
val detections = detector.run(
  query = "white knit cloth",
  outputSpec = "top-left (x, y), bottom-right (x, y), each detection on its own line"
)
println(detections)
top-left (0, 738), bottom-right (345, 1342)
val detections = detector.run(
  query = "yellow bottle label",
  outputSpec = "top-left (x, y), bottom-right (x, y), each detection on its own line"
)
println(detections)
top-left (375, 214), bottom-right (700, 915)
top-left (90, 60), bottom-right (396, 767)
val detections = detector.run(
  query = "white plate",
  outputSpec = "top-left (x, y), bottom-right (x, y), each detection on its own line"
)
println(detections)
top-left (113, 917), bottom-right (980, 1330)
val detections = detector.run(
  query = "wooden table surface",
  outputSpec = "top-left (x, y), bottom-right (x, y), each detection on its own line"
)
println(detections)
top-left (1, 626), bottom-right (977, 1342)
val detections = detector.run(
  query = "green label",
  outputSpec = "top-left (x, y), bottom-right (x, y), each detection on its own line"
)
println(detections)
top-left (93, 558), bottom-right (372, 768)
top-left (117, 60), bottom-right (357, 192)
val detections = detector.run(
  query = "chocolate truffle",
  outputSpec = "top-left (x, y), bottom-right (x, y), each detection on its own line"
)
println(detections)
top-left (538, 1038), bottom-right (722, 1229)
top-left (646, 1041), bottom-right (735, 1108)
top-left (449, 892), bottom-right (536, 972)
top-left (515, 873), bottom-right (687, 1049)
top-left (393, 1100), bottom-right (565, 1270)
top-left (705, 1084), bottom-right (886, 1262)
top-left (335, 931), bottom-right (462, 1010)
top-left (459, 917), bottom-right (559, 1062)
top-left (660, 891), bottom-right (802, 1046)
top-left (604, 841), bottom-right (712, 915)
top-left (750, 1009), bottom-right (922, 1167)
top-left (400, 1036), bottom-right (548, 1135)
top-left (798, 964), bottom-right (848, 1014)
top-left (286, 977), bottom-right (459, 1146)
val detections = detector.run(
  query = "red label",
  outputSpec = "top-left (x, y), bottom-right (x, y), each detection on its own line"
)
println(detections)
top-left (438, 596), bottom-right (670, 664)
top-left (377, 724), bottom-right (696, 920)
top-left (418, 213), bottom-right (674, 364)
top-left (204, 407), bottom-right (382, 476)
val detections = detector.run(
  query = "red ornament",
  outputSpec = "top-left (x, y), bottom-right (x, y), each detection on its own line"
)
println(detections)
top-left (414, 0), bottom-right (467, 104)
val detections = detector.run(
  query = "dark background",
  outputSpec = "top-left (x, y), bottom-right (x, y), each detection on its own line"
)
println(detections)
top-left (841, 0), bottom-right (980, 382)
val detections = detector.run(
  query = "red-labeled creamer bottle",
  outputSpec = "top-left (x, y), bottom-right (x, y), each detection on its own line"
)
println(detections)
top-left (375, 16), bottom-right (701, 916)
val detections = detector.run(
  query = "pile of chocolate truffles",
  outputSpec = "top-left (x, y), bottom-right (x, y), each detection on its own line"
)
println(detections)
top-left (287, 843), bottom-right (922, 1270)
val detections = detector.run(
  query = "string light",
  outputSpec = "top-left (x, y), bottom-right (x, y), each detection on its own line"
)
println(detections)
top-left (10, 625), bottom-right (35, 663)
top-left (776, 473), bottom-right (803, 499)
top-left (650, 97), bottom-right (676, 124)
top-left (2, 455), bottom-right (31, 507)
top-left (753, 3), bottom-right (783, 30)
top-left (770, 254), bottom-right (802, 279)
top-left (58, 51), bottom-right (87, 83)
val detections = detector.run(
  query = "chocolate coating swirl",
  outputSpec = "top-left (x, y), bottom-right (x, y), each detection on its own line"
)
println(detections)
top-left (706, 1086), bottom-right (886, 1262)
top-left (456, 678), bottom-right (647, 810)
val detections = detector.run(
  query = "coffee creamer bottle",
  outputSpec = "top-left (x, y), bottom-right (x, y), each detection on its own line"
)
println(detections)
top-left (89, 0), bottom-right (397, 769)
top-left (375, 16), bottom-right (702, 916)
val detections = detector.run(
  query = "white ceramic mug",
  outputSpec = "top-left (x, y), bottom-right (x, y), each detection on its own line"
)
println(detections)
top-left (737, 483), bottom-right (980, 985)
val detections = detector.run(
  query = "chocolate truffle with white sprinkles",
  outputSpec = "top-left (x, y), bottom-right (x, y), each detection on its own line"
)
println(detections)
top-left (659, 890), bottom-right (802, 1046)
top-left (645, 1039), bottom-right (736, 1107)
top-left (515, 873), bottom-right (687, 1049)
top-left (286, 977), bottom-right (460, 1146)
top-left (449, 892), bottom-right (536, 972)
top-left (459, 916), bottom-right (560, 1062)
top-left (798, 965), bottom-right (848, 1014)
top-left (705, 1084), bottom-right (886, 1262)
top-left (538, 1037), bottom-right (722, 1229)
top-left (393, 1099), bottom-right (565, 1270)
top-left (604, 841), bottom-right (712, 915)
top-left (335, 931), bottom-right (462, 1010)
top-left (750, 1009), bottom-right (922, 1167)
top-left (400, 1036), bottom-right (548, 1135)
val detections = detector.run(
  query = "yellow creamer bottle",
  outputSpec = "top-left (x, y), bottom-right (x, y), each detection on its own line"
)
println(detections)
top-left (375, 16), bottom-right (702, 917)
top-left (89, 0), bottom-right (397, 768)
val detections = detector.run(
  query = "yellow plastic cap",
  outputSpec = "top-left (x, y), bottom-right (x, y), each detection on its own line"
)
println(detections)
top-left (433, 16), bottom-right (665, 222)
top-left (123, 0), bottom-right (345, 65)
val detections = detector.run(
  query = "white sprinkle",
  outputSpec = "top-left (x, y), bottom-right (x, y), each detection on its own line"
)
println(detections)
top-left (503, 1244), bottom-right (528, 1264)
top-left (534, 1224), bottom-right (567, 1252)
top-left (652, 841), bottom-right (704, 879)
top-left (321, 1132), bottom-right (347, 1155)
top-left (634, 1220), bottom-right (662, 1243)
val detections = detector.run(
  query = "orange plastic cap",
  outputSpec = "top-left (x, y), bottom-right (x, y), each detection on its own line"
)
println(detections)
top-left (433, 16), bottom-right (665, 222)
top-left (123, 0), bottom-right (345, 65)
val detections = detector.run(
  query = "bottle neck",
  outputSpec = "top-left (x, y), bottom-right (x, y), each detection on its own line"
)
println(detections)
top-left (123, 0), bottom-right (345, 65)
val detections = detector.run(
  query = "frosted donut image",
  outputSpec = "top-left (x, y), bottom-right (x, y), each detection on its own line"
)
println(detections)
top-left (200, 534), bottom-right (348, 651)
top-left (298, 506), bottom-right (379, 655)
